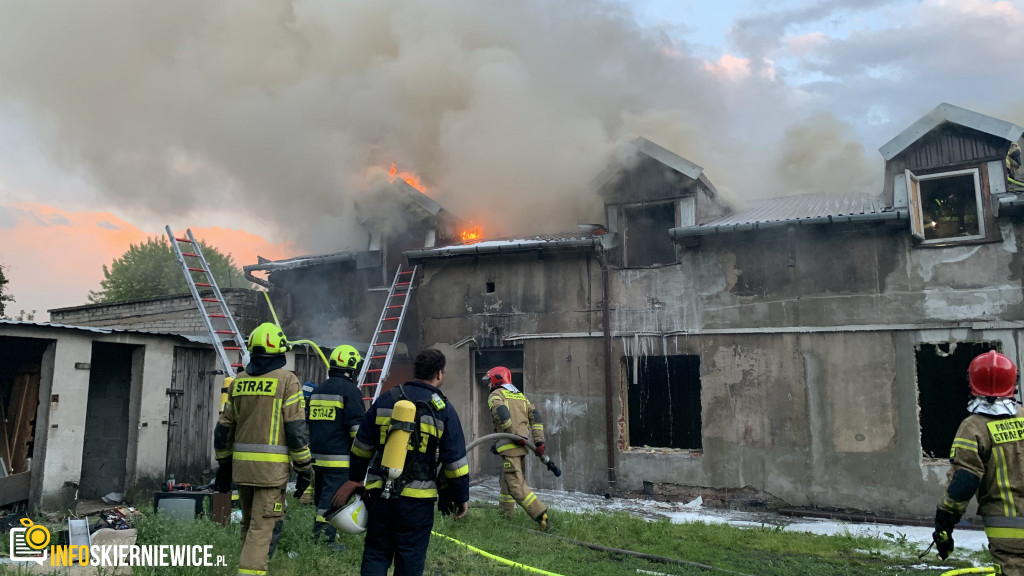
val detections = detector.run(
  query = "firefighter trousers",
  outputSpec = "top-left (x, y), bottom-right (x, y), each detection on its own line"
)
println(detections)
top-left (313, 466), bottom-right (348, 542)
top-left (361, 495), bottom-right (434, 576)
top-left (499, 455), bottom-right (546, 521)
top-left (989, 537), bottom-right (1024, 576)
top-left (237, 484), bottom-right (286, 576)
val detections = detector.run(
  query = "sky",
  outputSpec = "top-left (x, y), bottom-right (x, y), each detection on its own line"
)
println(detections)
top-left (0, 0), bottom-right (1022, 318)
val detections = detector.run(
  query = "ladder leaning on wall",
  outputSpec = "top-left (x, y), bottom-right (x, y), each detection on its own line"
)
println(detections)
top-left (166, 226), bottom-right (249, 410)
top-left (356, 264), bottom-right (418, 405)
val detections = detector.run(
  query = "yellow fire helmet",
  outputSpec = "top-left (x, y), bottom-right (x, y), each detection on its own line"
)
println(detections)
top-left (329, 344), bottom-right (362, 370)
top-left (247, 322), bottom-right (290, 355)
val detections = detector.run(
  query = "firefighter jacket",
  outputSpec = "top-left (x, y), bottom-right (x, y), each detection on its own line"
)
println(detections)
top-left (307, 369), bottom-right (366, 474)
top-left (488, 384), bottom-right (544, 458)
top-left (940, 406), bottom-right (1024, 540)
top-left (350, 381), bottom-right (470, 502)
top-left (214, 362), bottom-right (312, 487)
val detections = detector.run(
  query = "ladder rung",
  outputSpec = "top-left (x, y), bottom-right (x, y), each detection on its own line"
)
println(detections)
top-left (174, 237), bottom-right (192, 243)
top-left (367, 369), bottom-right (382, 373)
top-left (202, 298), bottom-right (219, 302)
top-left (182, 252), bottom-right (200, 257)
top-left (396, 282), bottom-right (411, 287)
top-left (210, 314), bottom-right (227, 318)
top-left (215, 330), bottom-right (234, 334)
top-left (374, 342), bottom-right (392, 347)
top-left (223, 346), bottom-right (241, 351)
top-left (399, 270), bottom-right (414, 275)
top-left (384, 317), bottom-right (400, 321)
top-left (363, 382), bottom-right (379, 388)
top-left (371, 355), bottom-right (387, 359)
top-left (379, 329), bottom-right (396, 334)
top-left (231, 363), bottom-right (244, 368)
top-left (196, 282), bottom-right (213, 287)
top-left (187, 267), bottom-right (206, 272)
top-left (391, 294), bottom-right (407, 298)
top-left (387, 305), bottom-right (404, 309)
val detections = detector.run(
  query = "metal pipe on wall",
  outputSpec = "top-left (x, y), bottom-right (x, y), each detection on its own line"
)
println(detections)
top-left (595, 245), bottom-right (616, 495)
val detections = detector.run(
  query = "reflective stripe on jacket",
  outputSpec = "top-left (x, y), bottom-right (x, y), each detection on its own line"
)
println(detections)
top-left (213, 367), bottom-right (310, 487)
top-left (307, 374), bottom-right (366, 478)
top-left (941, 407), bottom-right (1024, 539)
top-left (488, 385), bottom-right (544, 457)
top-left (350, 381), bottom-right (470, 502)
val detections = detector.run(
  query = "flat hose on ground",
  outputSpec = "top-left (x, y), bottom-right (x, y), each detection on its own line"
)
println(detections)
top-left (466, 432), bottom-right (562, 477)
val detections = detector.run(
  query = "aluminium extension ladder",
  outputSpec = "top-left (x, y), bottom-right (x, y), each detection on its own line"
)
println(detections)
top-left (356, 265), bottom-right (418, 403)
top-left (166, 226), bottom-right (250, 377)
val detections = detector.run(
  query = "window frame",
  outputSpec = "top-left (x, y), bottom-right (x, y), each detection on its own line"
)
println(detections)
top-left (906, 167), bottom-right (985, 244)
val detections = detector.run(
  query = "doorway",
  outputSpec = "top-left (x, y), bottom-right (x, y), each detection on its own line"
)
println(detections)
top-left (80, 342), bottom-right (139, 499)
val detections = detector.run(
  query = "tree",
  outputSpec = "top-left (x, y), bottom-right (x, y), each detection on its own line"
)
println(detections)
top-left (89, 237), bottom-right (250, 303)
top-left (0, 263), bottom-right (12, 317)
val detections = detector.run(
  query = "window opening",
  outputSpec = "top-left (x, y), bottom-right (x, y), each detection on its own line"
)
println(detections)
top-left (486, 282), bottom-right (495, 293)
top-left (625, 355), bottom-right (701, 450)
top-left (907, 168), bottom-right (984, 242)
top-left (621, 201), bottom-right (677, 267)
top-left (916, 341), bottom-right (998, 459)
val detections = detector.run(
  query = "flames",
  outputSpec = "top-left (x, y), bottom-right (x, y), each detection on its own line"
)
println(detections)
top-left (388, 163), bottom-right (428, 194)
top-left (460, 225), bottom-right (483, 242)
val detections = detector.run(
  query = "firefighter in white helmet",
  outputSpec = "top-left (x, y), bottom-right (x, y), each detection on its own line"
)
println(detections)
top-left (213, 323), bottom-right (312, 576)
top-left (933, 350), bottom-right (1024, 574)
top-left (485, 366), bottom-right (549, 531)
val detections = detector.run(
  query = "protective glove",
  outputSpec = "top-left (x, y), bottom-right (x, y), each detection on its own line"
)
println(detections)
top-left (292, 469), bottom-right (312, 499)
top-left (331, 480), bottom-right (364, 509)
top-left (932, 529), bottom-right (954, 560)
top-left (438, 489), bottom-right (458, 516)
top-left (214, 462), bottom-right (233, 493)
top-left (535, 442), bottom-right (546, 456)
top-left (514, 436), bottom-right (527, 446)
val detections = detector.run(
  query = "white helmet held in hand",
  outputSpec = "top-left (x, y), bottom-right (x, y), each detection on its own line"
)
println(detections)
top-left (325, 494), bottom-right (367, 534)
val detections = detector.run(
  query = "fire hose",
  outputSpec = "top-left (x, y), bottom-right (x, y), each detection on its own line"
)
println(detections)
top-left (466, 433), bottom-right (562, 477)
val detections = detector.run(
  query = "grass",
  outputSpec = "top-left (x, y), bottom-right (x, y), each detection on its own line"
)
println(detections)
top-left (1, 497), bottom-right (993, 576)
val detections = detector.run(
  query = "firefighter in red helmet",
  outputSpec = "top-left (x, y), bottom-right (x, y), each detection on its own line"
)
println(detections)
top-left (933, 350), bottom-right (1024, 574)
top-left (484, 366), bottom-right (550, 531)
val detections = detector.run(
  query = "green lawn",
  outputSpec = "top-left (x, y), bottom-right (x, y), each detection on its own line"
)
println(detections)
top-left (0, 497), bottom-right (991, 575)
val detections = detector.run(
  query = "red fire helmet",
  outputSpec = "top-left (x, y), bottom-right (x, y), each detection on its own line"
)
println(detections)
top-left (968, 351), bottom-right (1018, 398)
top-left (483, 366), bottom-right (512, 388)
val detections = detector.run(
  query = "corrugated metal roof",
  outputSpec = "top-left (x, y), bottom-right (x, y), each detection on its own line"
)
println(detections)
top-left (698, 191), bottom-right (890, 228)
top-left (0, 319), bottom-right (213, 344)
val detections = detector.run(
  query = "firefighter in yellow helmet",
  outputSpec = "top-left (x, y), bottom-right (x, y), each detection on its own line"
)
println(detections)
top-left (307, 344), bottom-right (366, 550)
top-left (213, 323), bottom-right (312, 576)
top-left (484, 366), bottom-right (549, 531)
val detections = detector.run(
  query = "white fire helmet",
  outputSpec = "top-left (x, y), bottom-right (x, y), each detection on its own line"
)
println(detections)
top-left (325, 494), bottom-right (367, 534)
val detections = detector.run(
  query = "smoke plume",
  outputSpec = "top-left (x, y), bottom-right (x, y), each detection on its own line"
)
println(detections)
top-left (0, 0), bottom-right (880, 252)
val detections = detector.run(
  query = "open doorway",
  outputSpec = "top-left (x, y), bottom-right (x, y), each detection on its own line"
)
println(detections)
top-left (0, 336), bottom-right (54, 503)
top-left (473, 346), bottom-right (525, 471)
top-left (917, 341), bottom-right (999, 459)
top-left (80, 342), bottom-right (140, 499)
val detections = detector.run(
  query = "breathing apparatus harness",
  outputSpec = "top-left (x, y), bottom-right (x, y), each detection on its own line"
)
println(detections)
top-left (372, 384), bottom-right (447, 500)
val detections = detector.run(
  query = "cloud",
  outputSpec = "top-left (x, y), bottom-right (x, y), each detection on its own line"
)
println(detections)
top-left (0, 202), bottom-right (296, 318)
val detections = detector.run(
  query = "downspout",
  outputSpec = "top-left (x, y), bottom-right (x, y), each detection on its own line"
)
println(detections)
top-left (595, 245), bottom-right (616, 495)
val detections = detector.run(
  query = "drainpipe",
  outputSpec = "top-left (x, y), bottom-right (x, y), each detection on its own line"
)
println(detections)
top-left (595, 245), bottom-right (617, 495)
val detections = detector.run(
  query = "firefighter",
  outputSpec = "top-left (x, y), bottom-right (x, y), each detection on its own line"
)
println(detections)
top-left (296, 380), bottom-right (318, 506)
top-left (338, 348), bottom-right (470, 576)
top-left (484, 366), bottom-right (549, 531)
top-left (213, 322), bottom-right (312, 576)
top-left (933, 350), bottom-right (1024, 574)
top-left (307, 344), bottom-right (366, 550)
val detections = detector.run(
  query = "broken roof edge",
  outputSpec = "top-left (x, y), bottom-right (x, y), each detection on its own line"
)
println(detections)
top-left (669, 208), bottom-right (908, 239)
top-left (405, 238), bottom-right (599, 262)
top-left (879, 102), bottom-right (1024, 161)
top-left (243, 251), bottom-right (361, 274)
top-left (0, 319), bottom-right (215, 344)
top-left (590, 136), bottom-right (705, 192)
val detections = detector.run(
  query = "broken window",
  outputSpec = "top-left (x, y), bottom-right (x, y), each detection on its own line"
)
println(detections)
top-left (620, 201), bottom-right (678, 267)
top-left (625, 355), bottom-right (702, 450)
top-left (916, 341), bottom-right (998, 459)
top-left (907, 168), bottom-right (985, 243)
top-left (475, 347), bottom-right (525, 391)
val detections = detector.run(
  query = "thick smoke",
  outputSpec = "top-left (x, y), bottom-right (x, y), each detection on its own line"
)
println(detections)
top-left (0, 0), bottom-right (879, 251)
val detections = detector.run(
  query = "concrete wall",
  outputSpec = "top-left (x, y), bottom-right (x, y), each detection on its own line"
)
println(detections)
top-left (48, 289), bottom-right (263, 337)
top-left (0, 324), bottom-right (211, 510)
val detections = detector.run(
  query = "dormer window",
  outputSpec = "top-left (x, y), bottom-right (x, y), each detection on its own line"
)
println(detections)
top-left (907, 168), bottom-right (984, 243)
